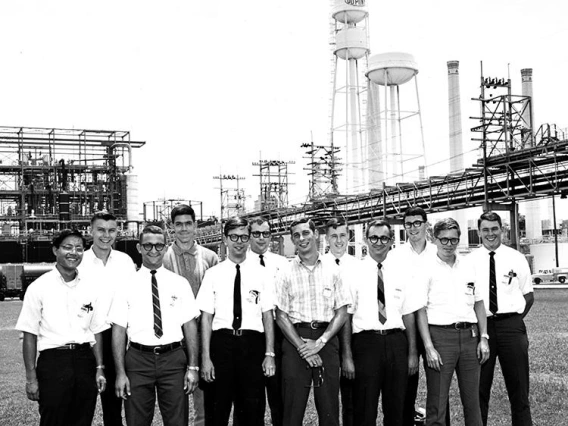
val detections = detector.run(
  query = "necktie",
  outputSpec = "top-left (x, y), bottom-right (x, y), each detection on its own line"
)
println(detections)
top-left (489, 251), bottom-right (498, 314)
top-left (259, 254), bottom-right (265, 267)
top-left (233, 264), bottom-right (242, 330)
top-left (335, 258), bottom-right (340, 265)
top-left (377, 263), bottom-right (387, 324)
top-left (150, 270), bottom-right (163, 338)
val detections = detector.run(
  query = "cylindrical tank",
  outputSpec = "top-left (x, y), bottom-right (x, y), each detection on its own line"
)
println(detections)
top-left (58, 192), bottom-right (70, 221)
top-left (334, 27), bottom-right (369, 60)
top-left (331, 0), bottom-right (368, 24)
top-left (366, 52), bottom-right (418, 86)
top-left (126, 173), bottom-right (139, 234)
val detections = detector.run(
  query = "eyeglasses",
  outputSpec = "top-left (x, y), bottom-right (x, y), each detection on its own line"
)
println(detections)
top-left (305, 366), bottom-right (324, 388)
top-left (251, 231), bottom-right (271, 238)
top-left (368, 235), bottom-right (392, 245)
top-left (437, 237), bottom-right (460, 246)
top-left (60, 244), bottom-right (84, 253)
top-left (141, 243), bottom-right (166, 252)
top-left (404, 220), bottom-right (425, 229)
top-left (227, 234), bottom-right (250, 243)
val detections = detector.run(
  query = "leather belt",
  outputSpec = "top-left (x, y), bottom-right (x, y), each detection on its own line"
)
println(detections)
top-left (215, 328), bottom-right (261, 337)
top-left (51, 342), bottom-right (91, 350)
top-left (359, 329), bottom-right (403, 336)
top-left (432, 322), bottom-right (475, 330)
top-left (129, 341), bottom-right (183, 355)
top-left (489, 312), bottom-right (519, 320)
top-left (294, 321), bottom-right (330, 329)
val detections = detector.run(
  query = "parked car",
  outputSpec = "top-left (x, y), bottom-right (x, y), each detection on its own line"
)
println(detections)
top-left (532, 272), bottom-right (553, 285)
top-left (552, 267), bottom-right (568, 284)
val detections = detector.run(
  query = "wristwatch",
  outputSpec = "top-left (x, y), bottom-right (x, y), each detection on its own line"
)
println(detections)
top-left (316, 336), bottom-right (328, 346)
top-left (481, 333), bottom-right (490, 340)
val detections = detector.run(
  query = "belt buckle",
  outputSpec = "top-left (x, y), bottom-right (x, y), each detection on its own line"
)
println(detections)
top-left (233, 329), bottom-right (242, 336)
top-left (153, 346), bottom-right (162, 355)
top-left (310, 321), bottom-right (318, 329)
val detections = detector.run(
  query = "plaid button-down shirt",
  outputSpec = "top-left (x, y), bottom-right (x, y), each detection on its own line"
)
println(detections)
top-left (275, 253), bottom-right (351, 323)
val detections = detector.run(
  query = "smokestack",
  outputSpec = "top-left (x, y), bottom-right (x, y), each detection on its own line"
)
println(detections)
top-left (448, 60), bottom-right (463, 173)
top-left (521, 68), bottom-right (534, 147)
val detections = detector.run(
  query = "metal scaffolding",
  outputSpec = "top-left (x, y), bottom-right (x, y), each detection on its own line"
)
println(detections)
top-left (252, 159), bottom-right (294, 211)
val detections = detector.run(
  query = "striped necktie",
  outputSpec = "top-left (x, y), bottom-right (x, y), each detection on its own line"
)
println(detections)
top-left (489, 251), bottom-right (498, 314)
top-left (150, 270), bottom-right (163, 338)
top-left (377, 263), bottom-right (387, 324)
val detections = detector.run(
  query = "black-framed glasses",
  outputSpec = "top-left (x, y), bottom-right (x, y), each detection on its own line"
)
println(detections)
top-left (368, 235), bottom-right (392, 245)
top-left (404, 220), bottom-right (425, 229)
top-left (438, 237), bottom-right (460, 246)
top-left (60, 244), bottom-right (84, 253)
top-left (251, 231), bottom-right (271, 238)
top-left (227, 234), bottom-right (250, 243)
top-left (141, 243), bottom-right (166, 252)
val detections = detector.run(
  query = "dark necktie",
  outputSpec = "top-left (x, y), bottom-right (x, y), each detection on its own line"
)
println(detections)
top-left (335, 258), bottom-right (340, 265)
top-left (259, 254), bottom-right (265, 267)
top-left (489, 251), bottom-right (498, 314)
top-left (232, 264), bottom-right (242, 330)
top-left (150, 270), bottom-right (163, 338)
top-left (377, 263), bottom-right (387, 324)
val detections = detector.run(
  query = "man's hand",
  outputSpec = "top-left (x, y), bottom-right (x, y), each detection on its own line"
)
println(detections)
top-left (304, 354), bottom-right (323, 368)
top-left (341, 355), bottom-right (355, 380)
top-left (408, 352), bottom-right (419, 376)
top-left (201, 357), bottom-right (215, 383)
top-left (184, 370), bottom-right (199, 394)
top-left (477, 338), bottom-right (490, 365)
top-left (115, 372), bottom-right (131, 400)
top-left (262, 356), bottom-right (276, 377)
top-left (424, 345), bottom-right (443, 372)
top-left (25, 378), bottom-right (39, 401)
top-left (298, 338), bottom-right (323, 359)
top-left (96, 368), bottom-right (106, 393)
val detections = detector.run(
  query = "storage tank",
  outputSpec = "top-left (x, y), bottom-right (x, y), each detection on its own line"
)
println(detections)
top-left (366, 52), bottom-right (418, 86)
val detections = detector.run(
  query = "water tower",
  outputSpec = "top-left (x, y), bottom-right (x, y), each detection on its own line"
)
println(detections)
top-left (329, 0), bottom-right (370, 194)
top-left (366, 52), bottom-right (426, 186)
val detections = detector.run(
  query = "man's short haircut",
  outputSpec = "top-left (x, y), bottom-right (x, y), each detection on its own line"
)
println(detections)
top-left (248, 216), bottom-right (271, 232)
top-left (478, 211), bottom-right (502, 229)
top-left (403, 206), bottom-right (427, 222)
top-left (90, 211), bottom-right (117, 225)
top-left (224, 216), bottom-right (249, 237)
top-left (289, 218), bottom-right (316, 236)
top-left (139, 224), bottom-right (166, 243)
top-left (366, 219), bottom-right (393, 238)
top-left (433, 218), bottom-right (461, 238)
top-left (170, 204), bottom-right (196, 223)
top-left (53, 229), bottom-right (86, 248)
top-left (325, 217), bottom-right (347, 233)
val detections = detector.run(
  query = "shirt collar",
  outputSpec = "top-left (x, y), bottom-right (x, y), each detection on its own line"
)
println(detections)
top-left (294, 252), bottom-right (322, 268)
top-left (172, 241), bottom-right (198, 256)
top-left (56, 267), bottom-right (81, 287)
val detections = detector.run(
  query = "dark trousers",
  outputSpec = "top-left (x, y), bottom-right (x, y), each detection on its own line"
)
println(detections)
top-left (339, 324), bottom-right (354, 426)
top-left (265, 325), bottom-right (284, 426)
top-left (480, 314), bottom-right (532, 426)
top-left (204, 330), bottom-right (266, 426)
top-left (124, 345), bottom-right (188, 426)
top-left (101, 328), bottom-right (124, 426)
top-left (404, 332), bottom-right (451, 426)
top-left (352, 330), bottom-right (408, 426)
top-left (425, 326), bottom-right (482, 426)
top-left (36, 345), bottom-right (98, 426)
top-left (282, 327), bottom-right (340, 426)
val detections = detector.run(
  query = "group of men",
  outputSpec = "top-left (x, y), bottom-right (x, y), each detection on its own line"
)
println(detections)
top-left (16, 205), bottom-right (534, 426)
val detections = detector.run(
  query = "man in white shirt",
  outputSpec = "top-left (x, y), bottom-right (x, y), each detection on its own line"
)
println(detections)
top-left (80, 212), bottom-right (136, 426)
top-left (470, 211), bottom-right (534, 426)
top-left (110, 225), bottom-right (200, 426)
top-left (248, 216), bottom-right (288, 426)
top-left (322, 217), bottom-right (358, 426)
top-left (350, 219), bottom-right (420, 426)
top-left (416, 218), bottom-right (489, 426)
top-left (198, 216), bottom-right (275, 426)
top-left (16, 229), bottom-right (108, 426)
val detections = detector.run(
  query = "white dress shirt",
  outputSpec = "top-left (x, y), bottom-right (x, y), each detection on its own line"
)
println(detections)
top-left (323, 252), bottom-right (360, 314)
top-left (16, 268), bottom-right (109, 351)
top-left (351, 256), bottom-right (422, 333)
top-left (109, 266), bottom-right (200, 345)
top-left (468, 244), bottom-right (533, 316)
top-left (197, 257), bottom-right (274, 333)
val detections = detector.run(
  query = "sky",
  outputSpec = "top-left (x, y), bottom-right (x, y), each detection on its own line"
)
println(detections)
top-left (1, 0), bottom-right (568, 221)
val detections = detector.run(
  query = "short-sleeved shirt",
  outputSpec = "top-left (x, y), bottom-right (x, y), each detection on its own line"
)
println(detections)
top-left (162, 241), bottom-right (219, 298)
top-left (275, 253), bottom-right (352, 323)
top-left (79, 248), bottom-right (136, 317)
top-left (468, 244), bottom-right (533, 316)
top-left (109, 266), bottom-right (200, 346)
top-left (418, 254), bottom-right (483, 325)
top-left (322, 252), bottom-right (360, 314)
top-left (16, 268), bottom-right (109, 351)
top-left (197, 257), bottom-right (274, 333)
top-left (351, 256), bottom-right (422, 333)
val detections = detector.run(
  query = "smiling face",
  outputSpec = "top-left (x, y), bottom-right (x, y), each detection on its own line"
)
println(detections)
top-left (404, 214), bottom-right (427, 245)
top-left (249, 221), bottom-right (270, 255)
top-left (326, 225), bottom-right (348, 258)
top-left (172, 214), bottom-right (196, 246)
top-left (224, 226), bottom-right (250, 262)
top-left (365, 225), bottom-right (393, 262)
top-left (291, 222), bottom-right (319, 258)
top-left (137, 232), bottom-right (167, 270)
top-left (434, 228), bottom-right (460, 263)
top-left (53, 235), bottom-right (85, 274)
top-left (91, 218), bottom-right (118, 252)
top-left (478, 219), bottom-right (503, 251)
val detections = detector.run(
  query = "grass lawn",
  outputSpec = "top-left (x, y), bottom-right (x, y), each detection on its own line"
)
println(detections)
top-left (1, 289), bottom-right (567, 425)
